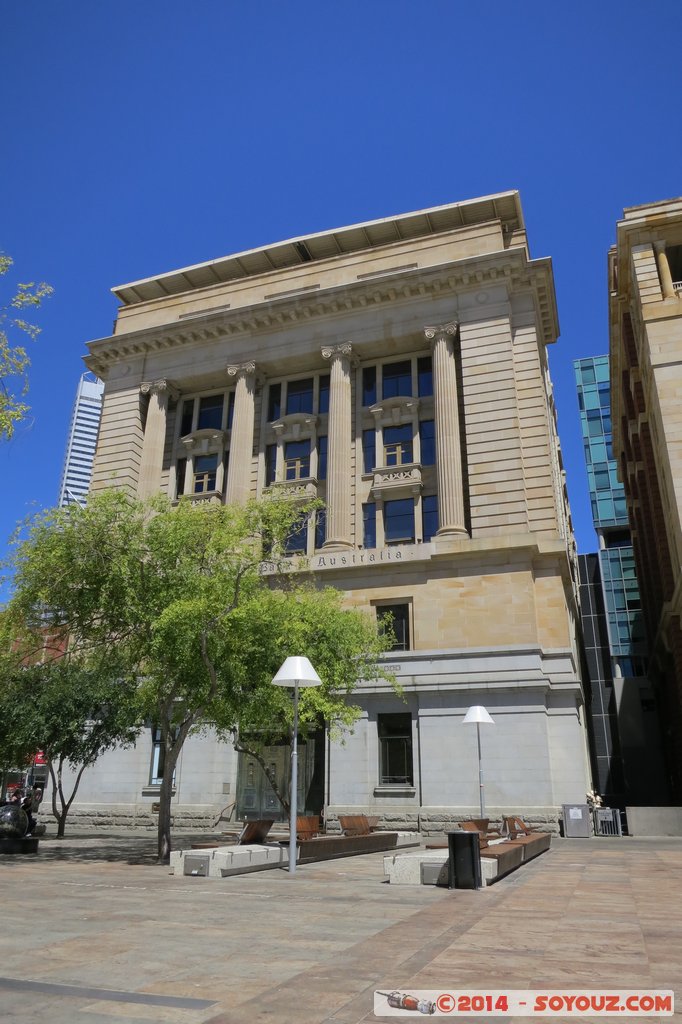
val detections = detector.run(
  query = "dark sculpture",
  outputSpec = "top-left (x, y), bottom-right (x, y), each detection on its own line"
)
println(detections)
top-left (0, 804), bottom-right (29, 839)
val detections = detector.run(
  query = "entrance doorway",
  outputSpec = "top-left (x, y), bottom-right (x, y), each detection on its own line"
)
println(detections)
top-left (235, 730), bottom-right (324, 821)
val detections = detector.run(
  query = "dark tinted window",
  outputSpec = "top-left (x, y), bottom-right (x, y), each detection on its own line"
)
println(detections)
top-left (419, 420), bottom-right (435, 465)
top-left (318, 374), bottom-right (330, 414)
top-left (417, 356), bottom-right (433, 397)
top-left (268, 383), bottom-right (281, 422)
top-left (378, 712), bottom-right (413, 784)
top-left (362, 366), bottom-right (377, 406)
top-left (363, 429), bottom-right (376, 473)
top-left (382, 360), bottom-right (411, 399)
top-left (422, 494), bottom-right (438, 541)
top-left (180, 400), bottom-right (194, 436)
top-left (384, 498), bottom-right (414, 544)
top-left (317, 435), bottom-right (327, 480)
top-left (197, 394), bottom-right (224, 430)
top-left (286, 378), bottom-right (314, 415)
top-left (363, 502), bottom-right (376, 548)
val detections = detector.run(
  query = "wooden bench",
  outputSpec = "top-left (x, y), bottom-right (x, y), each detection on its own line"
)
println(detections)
top-left (237, 819), bottom-right (275, 845)
top-left (338, 814), bottom-right (380, 837)
top-left (296, 815), bottom-right (322, 840)
top-left (501, 816), bottom-right (551, 861)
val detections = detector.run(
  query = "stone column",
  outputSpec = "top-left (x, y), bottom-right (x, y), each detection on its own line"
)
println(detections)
top-left (424, 322), bottom-right (468, 537)
top-left (138, 379), bottom-right (179, 499)
top-left (654, 242), bottom-right (677, 299)
top-left (321, 343), bottom-right (354, 550)
top-left (225, 361), bottom-right (258, 505)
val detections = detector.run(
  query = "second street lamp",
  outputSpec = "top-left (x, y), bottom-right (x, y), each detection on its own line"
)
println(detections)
top-left (271, 656), bottom-right (322, 876)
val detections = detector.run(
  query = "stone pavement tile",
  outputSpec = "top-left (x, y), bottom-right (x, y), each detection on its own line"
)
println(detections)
top-left (78, 1002), bottom-right (211, 1022)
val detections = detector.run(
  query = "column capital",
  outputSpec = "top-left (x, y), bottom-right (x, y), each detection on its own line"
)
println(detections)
top-left (226, 361), bottom-right (262, 384)
top-left (321, 343), bottom-right (357, 366)
top-left (140, 378), bottom-right (180, 401)
top-left (424, 321), bottom-right (459, 343)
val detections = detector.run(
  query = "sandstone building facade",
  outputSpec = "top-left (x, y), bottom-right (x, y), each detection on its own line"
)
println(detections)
top-left (609, 197), bottom-right (682, 802)
top-left (71, 192), bottom-right (588, 830)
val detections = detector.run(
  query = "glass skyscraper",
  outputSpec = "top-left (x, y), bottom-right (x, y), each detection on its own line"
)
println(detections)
top-left (575, 355), bottom-right (665, 805)
top-left (58, 372), bottom-right (104, 508)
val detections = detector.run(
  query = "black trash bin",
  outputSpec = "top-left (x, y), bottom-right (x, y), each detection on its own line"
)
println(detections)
top-left (446, 829), bottom-right (482, 889)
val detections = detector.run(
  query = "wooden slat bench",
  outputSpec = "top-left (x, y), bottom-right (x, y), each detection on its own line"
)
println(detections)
top-left (338, 814), bottom-right (380, 836)
top-left (296, 815), bottom-right (322, 840)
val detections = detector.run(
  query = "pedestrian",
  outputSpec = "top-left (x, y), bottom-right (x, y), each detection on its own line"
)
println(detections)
top-left (21, 790), bottom-right (37, 835)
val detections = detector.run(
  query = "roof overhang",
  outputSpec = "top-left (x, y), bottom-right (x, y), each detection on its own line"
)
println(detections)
top-left (112, 191), bottom-right (524, 306)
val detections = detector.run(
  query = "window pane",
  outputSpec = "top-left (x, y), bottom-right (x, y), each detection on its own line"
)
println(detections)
top-left (197, 394), bottom-right (224, 430)
top-left (422, 494), bottom-right (438, 541)
top-left (382, 360), bottom-right (412, 399)
top-left (179, 400), bottom-right (194, 436)
top-left (377, 604), bottom-right (411, 652)
top-left (315, 508), bottom-right (326, 550)
top-left (176, 458), bottom-right (187, 498)
top-left (362, 366), bottom-right (376, 407)
top-left (285, 439), bottom-right (310, 480)
top-left (318, 374), bottom-right (330, 415)
top-left (417, 356), bottom-right (433, 397)
top-left (194, 453), bottom-right (218, 492)
top-left (265, 444), bottom-right (277, 486)
top-left (317, 435), bottom-right (327, 480)
top-left (419, 420), bottom-right (435, 465)
top-left (384, 498), bottom-right (414, 544)
top-left (286, 377), bottom-right (314, 415)
top-left (284, 519), bottom-right (308, 555)
top-left (363, 502), bottom-right (376, 548)
top-left (378, 713), bottom-right (413, 785)
top-left (268, 383), bottom-right (281, 422)
top-left (363, 429), bottom-right (376, 473)
top-left (384, 423), bottom-right (413, 465)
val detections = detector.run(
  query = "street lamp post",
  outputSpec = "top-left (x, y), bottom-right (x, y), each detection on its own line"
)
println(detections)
top-left (462, 705), bottom-right (495, 818)
top-left (271, 656), bottom-right (322, 875)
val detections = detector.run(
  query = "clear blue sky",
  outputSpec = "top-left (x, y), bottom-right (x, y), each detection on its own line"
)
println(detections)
top-left (2, 1), bottom-right (681, 573)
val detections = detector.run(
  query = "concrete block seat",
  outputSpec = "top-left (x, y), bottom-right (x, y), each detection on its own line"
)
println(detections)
top-left (171, 843), bottom-right (289, 878)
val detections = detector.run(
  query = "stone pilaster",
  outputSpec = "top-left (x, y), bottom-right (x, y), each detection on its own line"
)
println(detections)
top-left (424, 323), bottom-right (468, 537)
top-left (654, 242), bottom-right (677, 299)
top-left (225, 362), bottom-right (258, 505)
top-left (137, 379), bottom-right (179, 499)
top-left (321, 343), bottom-right (354, 550)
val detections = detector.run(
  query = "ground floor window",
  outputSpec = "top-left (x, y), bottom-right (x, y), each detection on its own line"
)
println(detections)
top-left (378, 713), bottom-right (413, 785)
top-left (149, 726), bottom-right (177, 786)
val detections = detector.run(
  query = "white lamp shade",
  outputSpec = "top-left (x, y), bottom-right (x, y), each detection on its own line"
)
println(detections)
top-left (271, 656), bottom-right (322, 688)
top-left (462, 705), bottom-right (495, 725)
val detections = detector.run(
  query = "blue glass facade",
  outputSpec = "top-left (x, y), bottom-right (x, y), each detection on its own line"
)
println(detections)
top-left (575, 356), bottom-right (645, 665)
top-left (574, 355), bottom-right (661, 805)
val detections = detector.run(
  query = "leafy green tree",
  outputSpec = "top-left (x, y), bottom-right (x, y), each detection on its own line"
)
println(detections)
top-left (0, 254), bottom-right (53, 441)
top-left (0, 653), bottom-right (140, 837)
top-left (5, 490), bottom-right (389, 861)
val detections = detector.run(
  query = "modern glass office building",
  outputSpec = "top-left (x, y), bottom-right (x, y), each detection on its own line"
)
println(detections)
top-left (57, 372), bottom-right (104, 508)
top-left (575, 355), bottom-right (666, 804)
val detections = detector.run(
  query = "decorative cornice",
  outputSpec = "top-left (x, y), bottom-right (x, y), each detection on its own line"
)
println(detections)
top-left (370, 396), bottom-right (420, 424)
top-left (140, 378), bottom-right (180, 400)
top-left (86, 252), bottom-right (558, 377)
top-left (180, 428), bottom-right (228, 453)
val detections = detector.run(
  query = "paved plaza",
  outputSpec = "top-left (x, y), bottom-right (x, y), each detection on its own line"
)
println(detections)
top-left (1, 831), bottom-right (681, 1023)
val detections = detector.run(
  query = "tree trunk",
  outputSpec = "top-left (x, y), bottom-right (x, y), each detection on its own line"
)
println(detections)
top-left (156, 729), bottom-right (189, 863)
top-left (49, 756), bottom-right (88, 839)
top-left (157, 768), bottom-right (174, 864)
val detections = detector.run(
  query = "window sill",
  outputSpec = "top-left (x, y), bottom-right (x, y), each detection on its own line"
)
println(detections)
top-left (373, 785), bottom-right (416, 798)
top-left (141, 786), bottom-right (177, 797)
